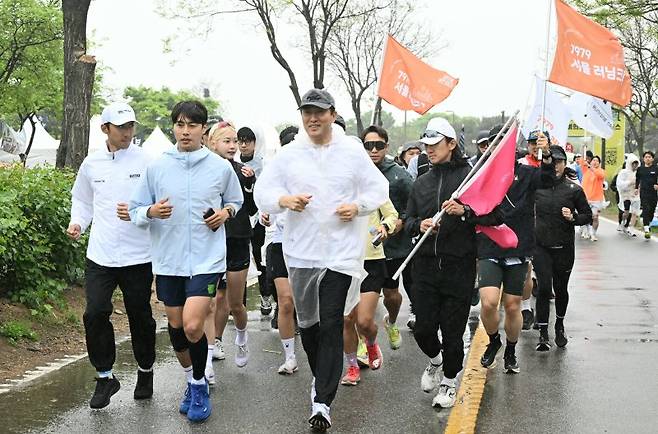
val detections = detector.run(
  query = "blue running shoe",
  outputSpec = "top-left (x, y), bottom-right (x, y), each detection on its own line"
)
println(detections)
top-left (187, 382), bottom-right (211, 423)
top-left (179, 383), bottom-right (191, 414)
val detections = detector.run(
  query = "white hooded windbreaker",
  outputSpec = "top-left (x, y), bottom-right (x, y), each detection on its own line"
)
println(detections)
top-left (618, 154), bottom-right (641, 202)
top-left (254, 124), bottom-right (389, 326)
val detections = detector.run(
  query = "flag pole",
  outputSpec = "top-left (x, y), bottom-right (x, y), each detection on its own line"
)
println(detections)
top-left (371, 34), bottom-right (390, 126)
top-left (539, 0), bottom-right (554, 160)
top-left (392, 111), bottom-right (519, 280)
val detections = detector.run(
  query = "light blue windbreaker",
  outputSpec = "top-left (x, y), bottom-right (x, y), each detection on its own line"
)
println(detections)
top-left (129, 146), bottom-right (243, 277)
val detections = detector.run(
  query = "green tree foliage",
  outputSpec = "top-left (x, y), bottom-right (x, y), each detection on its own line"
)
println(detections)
top-left (0, 0), bottom-right (63, 129)
top-left (0, 165), bottom-right (86, 310)
top-left (123, 86), bottom-right (221, 142)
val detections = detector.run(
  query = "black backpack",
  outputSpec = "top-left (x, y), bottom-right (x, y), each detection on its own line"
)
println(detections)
top-left (417, 153), bottom-right (430, 177)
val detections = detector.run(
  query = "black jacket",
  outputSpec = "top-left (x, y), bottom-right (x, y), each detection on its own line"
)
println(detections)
top-left (226, 160), bottom-right (257, 239)
top-left (535, 175), bottom-right (592, 248)
top-left (405, 158), bottom-right (503, 259)
top-left (635, 164), bottom-right (658, 193)
top-left (378, 159), bottom-right (414, 259)
top-left (478, 162), bottom-right (555, 259)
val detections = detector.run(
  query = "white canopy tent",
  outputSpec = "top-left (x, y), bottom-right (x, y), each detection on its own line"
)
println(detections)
top-left (142, 126), bottom-right (174, 158)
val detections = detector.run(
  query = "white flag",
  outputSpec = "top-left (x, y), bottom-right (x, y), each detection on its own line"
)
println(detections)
top-left (522, 77), bottom-right (571, 148)
top-left (568, 91), bottom-right (614, 139)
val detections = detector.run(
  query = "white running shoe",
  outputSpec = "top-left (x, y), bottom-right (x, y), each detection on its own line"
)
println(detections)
top-left (432, 384), bottom-right (457, 408)
top-left (212, 338), bottom-right (226, 360)
top-left (421, 361), bottom-right (442, 393)
top-left (309, 402), bottom-right (331, 430)
top-left (278, 357), bottom-right (298, 375)
top-left (590, 234), bottom-right (598, 242)
top-left (205, 364), bottom-right (215, 386)
top-left (617, 223), bottom-right (624, 232)
top-left (235, 343), bottom-right (249, 367)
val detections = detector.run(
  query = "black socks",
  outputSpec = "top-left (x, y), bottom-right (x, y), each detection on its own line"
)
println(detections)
top-left (189, 334), bottom-right (208, 381)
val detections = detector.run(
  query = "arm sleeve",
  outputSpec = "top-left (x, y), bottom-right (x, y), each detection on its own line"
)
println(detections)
top-left (69, 163), bottom-right (94, 233)
top-left (379, 199), bottom-right (399, 234)
top-left (467, 205), bottom-right (504, 227)
top-left (253, 155), bottom-right (290, 215)
top-left (397, 171), bottom-right (414, 220)
top-left (594, 167), bottom-right (606, 181)
top-left (222, 167), bottom-right (244, 215)
top-left (529, 161), bottom-right (556, 190)
top-left (572, 188), bottom-right (593, 226)
top-left (404, 183), bottom-right (422, 237)
top-left (128, 166), bottom-right (157, 228)
top-left (354, 151), bottom-right (389, 216)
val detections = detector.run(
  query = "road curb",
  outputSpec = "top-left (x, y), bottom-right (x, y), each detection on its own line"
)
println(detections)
top-left (445, 322), bottom-right (489, 434)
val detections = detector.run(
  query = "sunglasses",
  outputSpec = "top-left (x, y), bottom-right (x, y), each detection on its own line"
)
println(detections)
top-left (421, 130), bottom-right (445, 140)
top-left (364, 141), bottom-right (386, 151)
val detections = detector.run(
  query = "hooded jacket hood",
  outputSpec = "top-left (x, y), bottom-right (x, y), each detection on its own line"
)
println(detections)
top-left (164, 145), bottom-right (212, 167)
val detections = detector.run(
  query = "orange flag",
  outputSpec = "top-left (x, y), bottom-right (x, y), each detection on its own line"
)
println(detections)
top-left (548, 0), bottom-right (632, 107)
top-left (377, 35), bottom-right (458, 114)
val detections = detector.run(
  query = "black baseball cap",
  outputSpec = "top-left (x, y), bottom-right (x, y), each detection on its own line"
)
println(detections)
top-left (549, 145), bottom-right (567, 160)
top-left (299, 89), bottom-right (335, 110)
top-left (527, 130), bottom-right (550, 142)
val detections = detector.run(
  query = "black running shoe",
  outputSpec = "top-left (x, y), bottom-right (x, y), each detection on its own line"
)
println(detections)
top-left (90, 376), bottom-right (120, 409)
top-left (480, 336), bottom-right (502, 368)
top-left (536, 330), bottom-right (551, 352)
top-left (309, 412), bottom-right (331, 432)
top-left (522, 309), bottom-right (534, 330)
top-left (555, 327), bottom-right (568, 348)
top-left (503, 353), bottom-right (520, 374)
top-left (134, 370), bottom-right (153, 400)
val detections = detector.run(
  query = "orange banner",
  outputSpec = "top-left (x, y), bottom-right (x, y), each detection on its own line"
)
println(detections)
top-left (377, 35), bottom-right (458, 114)
top-left (548, 0), bottom-right (632, 107)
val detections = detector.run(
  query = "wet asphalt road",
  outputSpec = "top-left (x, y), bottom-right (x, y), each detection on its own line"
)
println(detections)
top-left (477, 220), bottom-right (658, 434)
top-left (1, 219), bottom-right (656, 433)
top-left (0, 300), bottom-right (474, 433)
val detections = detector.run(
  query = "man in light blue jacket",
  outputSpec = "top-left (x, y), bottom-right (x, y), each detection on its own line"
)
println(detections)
top-left (129, 101), bottom-right (243, 423)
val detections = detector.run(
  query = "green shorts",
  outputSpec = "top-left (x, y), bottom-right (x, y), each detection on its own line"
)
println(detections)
top-left (477, 259), bottom-right (527, 296)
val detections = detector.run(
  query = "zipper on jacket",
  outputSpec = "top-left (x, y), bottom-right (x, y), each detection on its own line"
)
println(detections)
top-left (187, 153), bottom-right (192, 278)
top-left (434, 170), bottom-right (444, 258)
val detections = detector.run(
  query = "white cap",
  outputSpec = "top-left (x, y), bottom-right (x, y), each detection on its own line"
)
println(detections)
top-left (101, 102), bottom-right (137, 125)
top-left (419, 117), bottom-right (456, 145)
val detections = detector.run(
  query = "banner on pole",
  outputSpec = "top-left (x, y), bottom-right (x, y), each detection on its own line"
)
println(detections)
top-left (377, 35), bottom-right (458, 115)
top-left (548, 0), bottom-right (632, 107)
top-left (522, 77), bottom-right (571, 147)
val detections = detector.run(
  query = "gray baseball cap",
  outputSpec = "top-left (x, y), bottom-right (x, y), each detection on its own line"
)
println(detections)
top-left (299, 89), bottom-right (335, 110)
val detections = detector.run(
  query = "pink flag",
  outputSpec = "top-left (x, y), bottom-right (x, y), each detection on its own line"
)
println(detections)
top-left (458, 123), bottom-right (519, 249)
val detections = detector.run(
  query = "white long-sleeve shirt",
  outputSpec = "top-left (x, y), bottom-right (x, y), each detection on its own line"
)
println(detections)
top-left (69, 144), bottom-right (152, 267)
top-left (254, 124), bottom-right (389, 275)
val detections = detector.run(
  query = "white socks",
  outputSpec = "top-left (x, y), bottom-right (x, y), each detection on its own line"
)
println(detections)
top-left (97, 370), bottom-right (112, 378)
top-left (521, 299), bottom-right (531, 311)
top-left (281, 337), bottom-right (295, 360)
top-left (206, 344), bottom-right (214, 368)
top-left (183, 365), bottom-right (193, 383)
top-left (235, 327), bottom-right (247, 346)
top-left (190, 377), bottom-right (206, 386)
top-left (430, 353), bottom-right (443, 366)
top-left (137, 366), bottom-right (153, 373)
top-left (441, 376), bottom-right (456, 387)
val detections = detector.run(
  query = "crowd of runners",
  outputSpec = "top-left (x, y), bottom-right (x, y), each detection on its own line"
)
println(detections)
top-left (65, 88), bottom-right (658, 430)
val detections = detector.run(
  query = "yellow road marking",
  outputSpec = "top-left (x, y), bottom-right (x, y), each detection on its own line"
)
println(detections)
top-left (445, 322), bottom-right (489, 434)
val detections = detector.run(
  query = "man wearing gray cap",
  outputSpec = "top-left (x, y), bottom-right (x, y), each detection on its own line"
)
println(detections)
top-left (255, 88), bottom-right (388, 431)
top-left (66, 102), bottom-right (156, 409)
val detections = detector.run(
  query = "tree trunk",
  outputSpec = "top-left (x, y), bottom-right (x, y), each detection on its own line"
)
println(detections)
top-left (373, 97), bottom-right (383, 126)
top-left (56, 0), bottom-right (95, 170)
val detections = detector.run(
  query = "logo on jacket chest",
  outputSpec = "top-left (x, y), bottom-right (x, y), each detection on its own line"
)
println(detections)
top-left (129, 173), bottom-right (141, 179)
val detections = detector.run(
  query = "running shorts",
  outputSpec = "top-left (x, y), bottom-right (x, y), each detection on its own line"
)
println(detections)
top-left (155, 273), bottom-right (223, 307)
top-left (226, 237), bottom-right (251, 272)
top-left (477, 259), bottom-right (527, 296)
top-left (360, 259), bottom-right (388, 294)
top-left (266, 242), bottom-right (288, 280)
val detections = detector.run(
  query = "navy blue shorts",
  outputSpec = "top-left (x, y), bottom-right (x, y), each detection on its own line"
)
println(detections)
top-left (155, 273), bottom-right (223, 307)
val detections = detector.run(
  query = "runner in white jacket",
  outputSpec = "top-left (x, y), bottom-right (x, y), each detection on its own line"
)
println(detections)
top-left (254, 89), bottom-right (388, 431)
top-left (66, 102), bottom-right (156, 410)
top-left (617, 153), bottom-right (641, 235)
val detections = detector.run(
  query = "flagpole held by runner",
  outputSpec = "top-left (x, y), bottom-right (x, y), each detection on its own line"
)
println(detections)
top-left (392, 110), bottom-right (520, 280)
top-left (538, 0), bottom-right (554, 160)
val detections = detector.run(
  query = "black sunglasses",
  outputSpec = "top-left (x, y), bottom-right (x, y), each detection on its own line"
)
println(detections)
top-left (364, 141), bottom-right (386, 151)
top-left (421, 130), bottom-right (444, 139)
